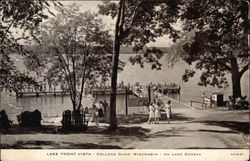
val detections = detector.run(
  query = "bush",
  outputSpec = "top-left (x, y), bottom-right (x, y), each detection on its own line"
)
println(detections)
top-left (17, 109), bottom-right (42, 126)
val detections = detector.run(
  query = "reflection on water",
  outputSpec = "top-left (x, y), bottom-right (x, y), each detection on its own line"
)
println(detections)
top-left (3, 94), bottom-right (137, 122)
top-left (16, 96), bottom-right (71, 117)
top-left (94, 94), bottom-right (127, 114)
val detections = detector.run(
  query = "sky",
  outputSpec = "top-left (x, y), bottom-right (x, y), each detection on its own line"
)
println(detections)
top-left (57, 1), bottom-right (174, 47)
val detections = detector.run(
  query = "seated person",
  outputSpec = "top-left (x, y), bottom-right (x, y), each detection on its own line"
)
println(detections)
top-left (236, 96), bottom-right (249, 109)
top-left (0, 110), bottom-right (12, 128)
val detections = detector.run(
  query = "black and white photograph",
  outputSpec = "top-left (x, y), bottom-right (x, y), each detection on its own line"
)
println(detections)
top-left (0, 0), bottom-right (249, 160)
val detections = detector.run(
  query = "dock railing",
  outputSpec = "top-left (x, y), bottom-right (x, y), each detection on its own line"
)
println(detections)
top-left (190, 100), bottom-right (213, 109)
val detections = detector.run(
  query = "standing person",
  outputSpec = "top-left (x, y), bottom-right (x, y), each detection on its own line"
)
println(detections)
top-left (201, 92), bottom-right (206, 108)
top-left (98, 101), bottom-right (104, 122)
top-left (154, 102), bottom-right (161, 124)
top-left (164, 100), bottom-right (172, 124)
top-left (103, 100), bottom-right (108, 115)
top-left (84, 106), bottom-right (89, 114)
top-left (89, 104), bottom-right (99, 126)
top-left (147, 102), bottom-right (155, 124)
top-left (102, 100), bottom-right (108, 122)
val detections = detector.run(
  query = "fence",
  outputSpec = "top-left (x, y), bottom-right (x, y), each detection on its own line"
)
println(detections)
top-left (190, 99), bottom-right (213, 109)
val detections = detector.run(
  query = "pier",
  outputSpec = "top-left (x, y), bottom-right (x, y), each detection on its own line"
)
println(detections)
top-left (16, 82), bottom-right (181, 98)
top-left (16, 90), bottom-right (69, 97)
top-left (92, 88), bottom-right (133, 95)
top-left (158, 83), bottom-right (181, 94)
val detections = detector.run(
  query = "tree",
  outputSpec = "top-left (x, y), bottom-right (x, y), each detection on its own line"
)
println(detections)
top-left (98, 0), bottom-right (181, 130)
top-left (0, 0), bottom-right (60, 91)
top-left (0, 54), bottom-right (40, 93)
top-left (172, 0), bottom-right (249, 99)
top-left (29, 4), bottom-right (120, 112)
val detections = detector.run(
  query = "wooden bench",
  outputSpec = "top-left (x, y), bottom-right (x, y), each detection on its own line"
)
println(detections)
top-left (61, 110), bottom-right (88, 131)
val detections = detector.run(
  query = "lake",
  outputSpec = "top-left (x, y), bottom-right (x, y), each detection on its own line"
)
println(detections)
top-left (0, 54), bottom-right (248, 122)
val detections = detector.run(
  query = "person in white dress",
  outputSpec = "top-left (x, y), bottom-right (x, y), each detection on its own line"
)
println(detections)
top-left (164, 100), bottom-right (172, 124)
top-left (154, 102), bottom-right (161, 124)
top-left (88, 104), bottom-right (99, 126)
top-left (147, 102), bottom-right (155, 124)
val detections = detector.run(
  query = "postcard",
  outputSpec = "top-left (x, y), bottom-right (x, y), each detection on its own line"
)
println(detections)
top-left (0, 0), bottom-right (249, 161)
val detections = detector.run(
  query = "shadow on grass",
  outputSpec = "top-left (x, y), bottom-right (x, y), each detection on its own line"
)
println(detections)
top-left (117, 112), bottom-right (193, 125)
top-left (0, 125), bottom-right (149, 149)
top-left (0, 124), bottom-right (57, 135)
top-left (198, 129), bottom-right (238, 134)
top-left (0, 124), bottom-right (151, 138)
top-left (167, 113), bottom-right (194, 121)
top-left (1, 141), bottom-right (122, 149)
top-left (83, 126), bottom-right (151, 138)
top-left (193, 121), bottom-right (249, 134)
top-left (147, 129), bottom-right (185, 138)
top-left (117, 114), bottom-right (148, 124)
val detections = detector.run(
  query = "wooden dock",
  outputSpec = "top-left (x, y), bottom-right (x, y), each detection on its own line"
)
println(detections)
top-left (17, 88), bottom-right (133, 97)
top-left (161, 83), bottom-right (181, 94)
top-left (16, 83), bottom-right (180, 98)
top-left (92, 88), bottom-right (133, 95)
top-left (16, 91), bottom-right (69, 97)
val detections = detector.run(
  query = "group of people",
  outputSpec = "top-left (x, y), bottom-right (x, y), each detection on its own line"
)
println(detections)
top-left (147, 100), bottom-right (172, 124)
top-left (86, 100), bottom-right (109, 126)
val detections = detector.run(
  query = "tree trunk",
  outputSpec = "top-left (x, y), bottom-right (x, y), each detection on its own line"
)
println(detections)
top-left (231, 71), bottom-right (242, 99)
top-left (109, 0), bottom-right (123, 130)
top-left (230, 57), bottom-right (242, 99)
top-left (109, 33), bottom-right (120, 130)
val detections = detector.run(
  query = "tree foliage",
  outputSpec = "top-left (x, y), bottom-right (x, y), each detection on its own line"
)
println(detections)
top-left (0, 0), bottom-right (60, 91)
top-left (99, 0), bottom-right (181, 69)
top-left (173, 0), bottom-right (249, 97)
top-left (0, 54), bottom-right (39, 92)
top-left (28, 4), bottom-right (123, 111)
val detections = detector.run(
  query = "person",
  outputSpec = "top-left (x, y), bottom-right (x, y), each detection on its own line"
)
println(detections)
top-left (98, 101), bottom-right (104, 118)
top-left (33, 109), bottom-right (42, 126)
top-left (97, 101), bottom-right (105, 122)
top-left (201, 92), bottom-right (206, 108)
top-left (0, 110), bottom-right (12, 129)
top-left (84, 106), bottom-right (89, 114)
top-left (102, 100), bottom-right (108, 119)
top-left (89, 104), bottom-right (99, 126)
top-left (164, 100), bottom-right (172, 124)
top-left (235, 96), bottom-right (249, 109)
top-left (153, 95), bottom-right (158, 104)
top-left (87, 94), bottom-right (95, 105)
top-left (147, 102), bottom-right (155, 124)
top-left (154, 102), bottom-right (161, 124)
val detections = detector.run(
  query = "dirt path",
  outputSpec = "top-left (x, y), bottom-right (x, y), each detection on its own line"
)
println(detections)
top-left (126, 108), bottom-right (249, 149)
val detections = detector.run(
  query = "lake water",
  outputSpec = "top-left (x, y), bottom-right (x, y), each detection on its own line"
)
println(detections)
top-left (0, 54), bottom-right (249, 122)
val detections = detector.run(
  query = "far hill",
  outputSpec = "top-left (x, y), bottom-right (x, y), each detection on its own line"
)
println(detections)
top-left (5, 45), bottom-right (169, 55)
top-left (120, 46), bottom-right (169, 54)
